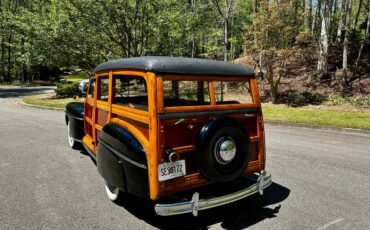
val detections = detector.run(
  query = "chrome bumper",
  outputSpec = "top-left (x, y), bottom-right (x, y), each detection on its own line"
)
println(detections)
top-left (155, 171), bottom-right (272, 217)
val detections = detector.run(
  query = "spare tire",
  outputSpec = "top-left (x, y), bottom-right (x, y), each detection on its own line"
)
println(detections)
top-left (196, 125), bottom-right (250, 183)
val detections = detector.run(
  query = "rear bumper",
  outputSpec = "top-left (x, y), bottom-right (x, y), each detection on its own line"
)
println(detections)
top-left (155, 171), bottom-right (272, 216)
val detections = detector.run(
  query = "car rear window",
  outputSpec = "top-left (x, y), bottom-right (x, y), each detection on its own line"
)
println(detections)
top-left (163, 80), bottom-right (210, 107)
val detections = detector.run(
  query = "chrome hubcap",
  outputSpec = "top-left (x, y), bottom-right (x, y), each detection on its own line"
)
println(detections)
top-left (214, 137), bottom-right (236, 165)
top-left (107, 183), bottom-right (117, 193)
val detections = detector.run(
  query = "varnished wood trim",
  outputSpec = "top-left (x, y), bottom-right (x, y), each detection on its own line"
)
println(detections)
top-left (111, 70), bottom-right (148, 78)
top-left (209, 81), bottom-right (216, 105)
top-left (164, 103), bottom-right (258, 113)
top-left (111, 104), bottom-right (149, 116)
top-left (96, 72), bottom-right (109, 77)
top-left (250, 79), bottom-right (260, 105)
top-left (96, 103), bottom-right (109, 111)
top-left (95, 124), bottom-right (103, 131)
top-left (108, 70), bottom-right (113, 121)
top-left (112, 107), bottom-right (149, 124)
top-left (156, 76), bottom-right (164, 113)
top-left (147, 72), bottom-right (159, 200)
top-left (172, 145), bottom-right (195, 154)
top-left (82, 135), bottom-right (95, 154)
top-left (86, 117), bottom-right (93, 125)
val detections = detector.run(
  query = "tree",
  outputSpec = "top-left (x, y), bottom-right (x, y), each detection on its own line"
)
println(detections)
top-left (355, 0), bottom-right (370, 67)
top-left (337, 0), bottom-right (346, 42)
top-left (212, 0), bottom-right (234, 61)
top-left (305, 0), bottom-right (312, 28)
top-left (244, 0), bottom-right (302, 103)
top-left (317, 0), bottom-right (334, 79)
top-left (342, 0), bottom-right (353, 89)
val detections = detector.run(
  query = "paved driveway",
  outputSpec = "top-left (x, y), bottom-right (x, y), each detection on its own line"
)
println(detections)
top-left (0, 87), bottom-right (369, 229)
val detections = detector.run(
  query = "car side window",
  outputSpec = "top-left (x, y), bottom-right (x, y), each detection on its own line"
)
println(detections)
top-left (112, 75), bottom-right (148, 111)
top-left (87, 78), bottom-right (96, 98)
top-left (214, 81), bottom-right (253, 104)
top-left (98, 76), bottom-right (109, 102)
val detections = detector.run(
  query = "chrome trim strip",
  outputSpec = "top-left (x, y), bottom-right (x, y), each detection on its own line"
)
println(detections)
top-left (155, 171), bottom-right (272, 216)
top-left (98, 138), bottom-right (147, 170)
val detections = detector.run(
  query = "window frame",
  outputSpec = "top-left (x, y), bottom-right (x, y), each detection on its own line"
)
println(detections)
top-left (159, 74), bottom-right (258, 113)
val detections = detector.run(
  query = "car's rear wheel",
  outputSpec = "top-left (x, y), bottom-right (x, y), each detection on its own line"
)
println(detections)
top-left (104, 181), bottom-right (123, 203)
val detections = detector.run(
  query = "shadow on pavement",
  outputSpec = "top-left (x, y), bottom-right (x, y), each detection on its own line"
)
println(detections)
top-left (0, 87), bottom-right (55, 98)
top-left (117, 181), bottom-right (290, 229)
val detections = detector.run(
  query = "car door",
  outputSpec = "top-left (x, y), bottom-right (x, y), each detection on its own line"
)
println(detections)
top-left (84, 77), bottom-right (96, 151)
top-left (94, 74), bottom-right (110, 149)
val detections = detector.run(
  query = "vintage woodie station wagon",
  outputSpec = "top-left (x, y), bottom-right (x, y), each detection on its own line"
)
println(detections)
top-left (65, 56), bottom-right (272, 216)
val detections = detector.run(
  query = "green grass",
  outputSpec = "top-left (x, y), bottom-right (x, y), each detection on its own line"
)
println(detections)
top-left (23, 94), bottom-right (82, 109)
top-left (263, 104), bottom-right (370, 130)
top-left (64, 73), bottom-right (88, 83)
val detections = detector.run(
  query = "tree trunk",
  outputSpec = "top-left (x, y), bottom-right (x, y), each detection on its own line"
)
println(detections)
top-left (354, 0), bottom-right (363, 28)
top-left (312, 0), bottom-right (322, 34)
top-left (7, 31), bottom-right (11, 82)
top-left (252, 0), bottom-right (258, 45)
top-left (337, 0), bottom-right (346, 42)
top-left (317, 0), bottom-right (333, 79)
top-left (342, 0), bottom-right (352, 88)
top-left (305, 0), bottom-right (312, 28)
top-left (191, 0), bottom-right (196, 58)
top-left (355, 0), bottom-right (370, 67)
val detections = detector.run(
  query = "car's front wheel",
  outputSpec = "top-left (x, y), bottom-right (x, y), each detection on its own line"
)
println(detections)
top-left (104, 181), bottom-right (123, 203)
top-left (68, 122), bottom-right (81, 149)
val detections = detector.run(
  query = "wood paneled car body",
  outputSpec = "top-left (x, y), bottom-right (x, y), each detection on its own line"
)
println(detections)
top-left (65, 56), bottom-right (272, 216)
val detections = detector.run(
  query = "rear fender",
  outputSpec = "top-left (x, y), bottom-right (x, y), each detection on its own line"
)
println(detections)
top-left (97, 123), bottom-right (149, 198)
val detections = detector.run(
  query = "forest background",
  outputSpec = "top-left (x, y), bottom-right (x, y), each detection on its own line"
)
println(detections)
top-left (1, 0), bottom-right (370, 105)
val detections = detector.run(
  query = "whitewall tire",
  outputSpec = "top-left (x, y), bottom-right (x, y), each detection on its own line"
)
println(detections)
top-left (105, 181), bottom-right (122, 203)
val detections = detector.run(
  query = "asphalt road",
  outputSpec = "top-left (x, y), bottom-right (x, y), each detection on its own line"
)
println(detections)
top-left (0, 87), bottom-right (369, 230)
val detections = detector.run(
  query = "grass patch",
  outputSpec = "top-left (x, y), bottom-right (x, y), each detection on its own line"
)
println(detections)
top-left (64, 73), bottom-right (88, 83)
top-left (23, 94), bottom-right (82, 109)
top-left (263, 104), bottom-right (370, 130)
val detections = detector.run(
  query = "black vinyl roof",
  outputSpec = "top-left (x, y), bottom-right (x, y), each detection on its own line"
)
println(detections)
top-left (92, 56), bottom-right (254, 76)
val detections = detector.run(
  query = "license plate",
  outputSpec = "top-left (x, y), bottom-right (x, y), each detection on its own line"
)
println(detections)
top-left (158, 160), bottom-right (186, 182)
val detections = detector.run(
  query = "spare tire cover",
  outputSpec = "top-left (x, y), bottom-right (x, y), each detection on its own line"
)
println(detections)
top-left (196, 124), bottom-right (250, 183)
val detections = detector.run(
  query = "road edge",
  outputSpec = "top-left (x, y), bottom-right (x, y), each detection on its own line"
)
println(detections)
top-left (265, 120), bottom-right (370, 136)
top-left (21, 100), bottom-right (64, 111)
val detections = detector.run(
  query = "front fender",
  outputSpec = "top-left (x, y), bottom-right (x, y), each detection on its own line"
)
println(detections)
top-left (65, 102), bottom-right (84, 141)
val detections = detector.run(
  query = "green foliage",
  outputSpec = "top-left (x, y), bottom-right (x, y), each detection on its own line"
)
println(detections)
top-left (325, 94), bottom-right (348, 105)
top-left (325, 94), bottom-right (370, 108)
top-left (288, 92), bottom-right (326, 107)
top-left (244, 0), bottom-right (304, 103)
top-left (55, 83), bottom-right (81, 98)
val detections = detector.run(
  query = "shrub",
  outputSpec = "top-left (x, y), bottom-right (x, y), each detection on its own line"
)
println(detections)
top-left (325, 94), bottom-right (348, 106)
top-left (55, 83), bottom-right (80, 98)
top-left (325, 94), bottom-right (370, 108)
top-left (288, 92), bottom-right (326, 107)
